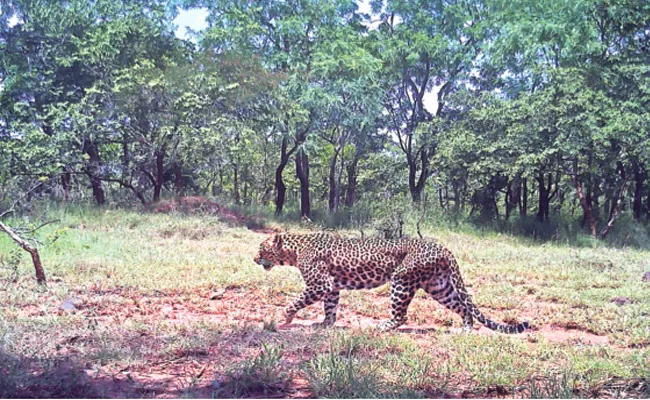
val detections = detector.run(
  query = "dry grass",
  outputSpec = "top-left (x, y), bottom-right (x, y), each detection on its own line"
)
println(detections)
top-left (1, 207), bottom-right (649, 398)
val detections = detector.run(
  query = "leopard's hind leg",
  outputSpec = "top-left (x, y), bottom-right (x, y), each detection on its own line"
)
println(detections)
top-left (313, 290), bottom-right (340, 328)
top-left (423, 273), bottom-right (474, 332)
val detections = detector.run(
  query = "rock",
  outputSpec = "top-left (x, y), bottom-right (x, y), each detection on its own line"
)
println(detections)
top-left (59, 297), bottom-right (83, 313)
top-left (209, 290), bottom-right (226, 300)
top-left (610, 296), bottom-right (632, 306)
top-left (642, 271), bottom-right (650, 282)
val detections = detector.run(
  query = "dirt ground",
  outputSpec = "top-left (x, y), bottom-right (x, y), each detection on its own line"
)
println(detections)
top-left (4, 284), bottom-right (624, 398)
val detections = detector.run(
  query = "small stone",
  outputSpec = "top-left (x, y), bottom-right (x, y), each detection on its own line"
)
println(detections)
top-left (209, 290), bottom-right (226, 300)
top-left (610, 296), bottom-right (632, 306)
top-left (642, 271), bottom-right (650, 282)
top-left (59, 297), bottom-right (83, 313)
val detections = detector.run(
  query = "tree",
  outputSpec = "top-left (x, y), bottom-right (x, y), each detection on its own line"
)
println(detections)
top-left (371, 0), bottom-right (488, 202)
top-left (308, 23), bottom-right (383, 213)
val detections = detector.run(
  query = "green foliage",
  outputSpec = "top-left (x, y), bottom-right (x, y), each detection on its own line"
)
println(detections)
top-left (1, 0), bottom-right (649, 238)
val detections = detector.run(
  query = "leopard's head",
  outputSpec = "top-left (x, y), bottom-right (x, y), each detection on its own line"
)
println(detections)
top-left (254, 233), bottom-right (290, 271)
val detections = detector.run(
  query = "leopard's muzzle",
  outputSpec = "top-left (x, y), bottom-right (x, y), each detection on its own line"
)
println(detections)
top-left (254, 255), bottom-right (274, 271)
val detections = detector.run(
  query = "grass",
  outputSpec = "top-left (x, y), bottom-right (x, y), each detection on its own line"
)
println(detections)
top-left (1, 204), bottom-right (649, 397)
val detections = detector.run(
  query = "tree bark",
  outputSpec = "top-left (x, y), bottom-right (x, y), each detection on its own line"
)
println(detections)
top-left (233, 163), bottom-right (240, 205)
top-left (408, 149), bottom-right (429, 203)
top-left (83, 139), bottom-right (105, 206)
top-left (647, 188), bottom-right (650, 221)
top-left (274, 137), bottom-right (297, 215)
top-left (274, 119), bottom-right (311, 215)
top-left (572, 164), bottom-right (597, 237)
top-left (633, 165), bottom-right (645, 220)
top-left (61, 167), bottom-right (71, 202)
top-left (600, 163), bottom-right (628, 239)
top-left (582, 181), bottom-right (592, 228)
top-left (344, 156), bottom-right (359, 208)
top-left (173, 162), bottom-right (184, 197)
top-left (505, 181), bottom-right (511, 220)
top-left (0, 220), bottom-right (46, 285)
top-left (295, 149), bottom-right (311, 217)
top-left (507, 176), bottom-right (521, 220)
top-left (453, 182), bottom-right (462, 213)
top-left (536, 173), bottom-right (551, 222)
top-left (153, 146), bottom-right (166, 202)
top-left (328, 148), bottom-right (340, 213)
top-left (520, 178), bottom-right (528, 217)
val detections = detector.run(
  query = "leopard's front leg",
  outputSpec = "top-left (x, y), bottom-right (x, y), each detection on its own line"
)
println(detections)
top-left (280, 260), bottom-right (333, 328)
top-left (281, 289), bottom-right (322, 328)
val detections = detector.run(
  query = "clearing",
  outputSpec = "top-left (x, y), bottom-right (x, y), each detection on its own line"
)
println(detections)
top-left (0, 206), bottom-right (649, 398)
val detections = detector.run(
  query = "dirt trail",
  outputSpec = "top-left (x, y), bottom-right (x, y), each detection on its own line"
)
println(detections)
top-left (16, 285), bottom-right (610, 345)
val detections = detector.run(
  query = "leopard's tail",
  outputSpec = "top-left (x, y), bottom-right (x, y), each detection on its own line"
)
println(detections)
top-left (449, 260), bottom-right (530, 334)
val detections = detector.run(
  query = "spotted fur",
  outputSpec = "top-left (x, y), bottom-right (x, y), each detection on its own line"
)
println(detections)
top-left (254, 232), bottom-right (530, 334)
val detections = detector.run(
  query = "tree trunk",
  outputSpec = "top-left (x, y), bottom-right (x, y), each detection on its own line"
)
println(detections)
top-left (153, 146), bottom-right (166, 202)
top-left (243, 180), bottom-right (249, 205)
top-left (633, 165), bottom-right (645, 220)
top-left (344, 157), bottom-right (359, 208)
top-left (173, 163), bottom-right (184, 197)
top-left (328, 148), bottom-right (340, 213)
top-left (582, 181), bottom-right (592, 228)
top-left (0, 221), bottom-right (47, 285)
top-left (83, 139), bottom-right (105, 206)
top-left (507, 176), bottom-right (522, 220)
top-left (647, 187), bottom-right (650, 221)
top-left (600, 163), bottom-right (628, 239)
top-left (295, 150), bottom-right (311, 217)
top-left (573, 164), bottom-right (597, 237)
top-left (61, 167), bottom-right (71, 202)
top-left (536, 173), bottom-right (548, 222)
top-left (274, 137), bottom-right (295, 215)
top-left (233, 163), bottom-right (240, 205)
top-left (408, 149), bottom-right (429, 203)
top-left (505, 181), bottom-right (511, 220)
top-left (520, 178), bottom-right (528, 217)
top-left (453, 182), bottom-right (462, 213)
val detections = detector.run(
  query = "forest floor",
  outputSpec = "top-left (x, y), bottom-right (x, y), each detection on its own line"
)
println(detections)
top-left (1, 203), bottom-right (649, 398)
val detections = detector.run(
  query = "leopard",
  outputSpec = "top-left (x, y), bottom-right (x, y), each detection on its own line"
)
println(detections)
top-left (254, 232), bottom-right (530, 334)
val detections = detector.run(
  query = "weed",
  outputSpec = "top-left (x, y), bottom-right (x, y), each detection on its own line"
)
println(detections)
top-left (525, 372), bottom-right (577, 399)
top-left (214, 343), bottom-right (291, 398)
top-left (262, 319), bottom-right (277, 332)
top-left (304, 333), bottom-right (383, 398)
